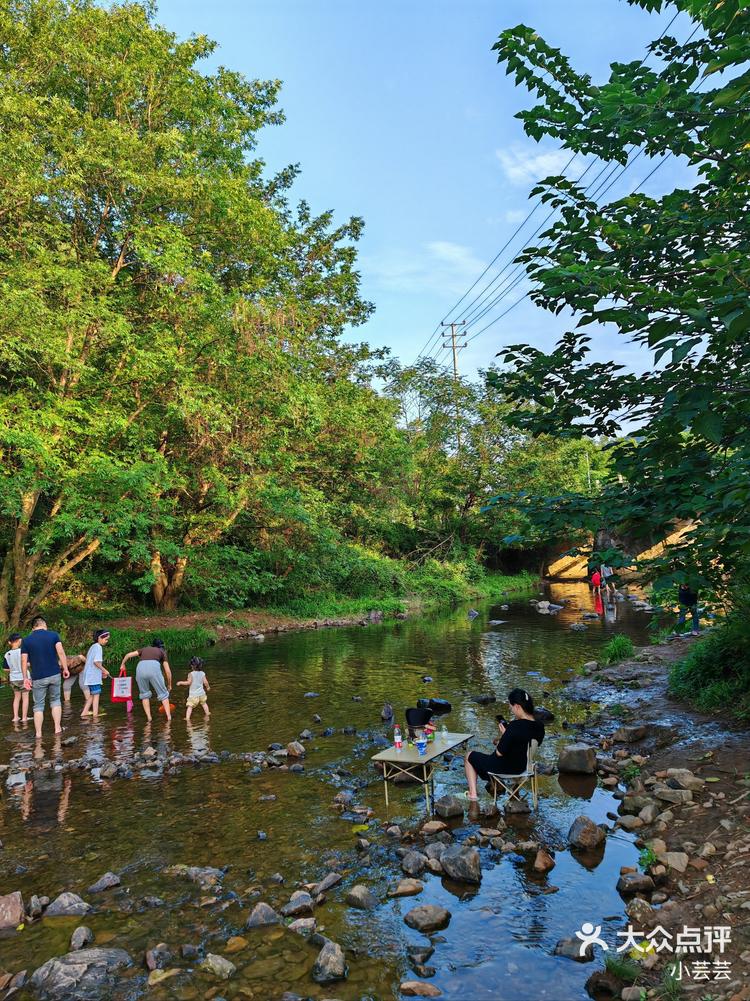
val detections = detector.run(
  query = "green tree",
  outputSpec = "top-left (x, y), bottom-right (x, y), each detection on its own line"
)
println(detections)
top-left (488, 0), bottom-right (750, 592)
top-left (0, 0), bottom-right (372, 625)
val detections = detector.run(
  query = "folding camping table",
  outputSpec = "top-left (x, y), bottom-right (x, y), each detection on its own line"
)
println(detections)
top-left (370, 731), bottom-right (473, 813)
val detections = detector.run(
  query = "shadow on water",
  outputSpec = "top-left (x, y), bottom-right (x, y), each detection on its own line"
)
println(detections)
top-left (0, 583), bottom-right (652, 999)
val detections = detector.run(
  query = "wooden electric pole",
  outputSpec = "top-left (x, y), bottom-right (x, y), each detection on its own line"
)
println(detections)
top-left (441, 320), bottom-right (467, 449)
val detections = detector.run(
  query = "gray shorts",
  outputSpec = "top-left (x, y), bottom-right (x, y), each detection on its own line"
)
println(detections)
top-left (136, 660), bottom-right (169, 702)
top-left (32, 675), bottom-right (62, 713)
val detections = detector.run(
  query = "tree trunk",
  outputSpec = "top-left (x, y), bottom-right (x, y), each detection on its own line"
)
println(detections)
top-left (151, 552), bottom-right (188, 611)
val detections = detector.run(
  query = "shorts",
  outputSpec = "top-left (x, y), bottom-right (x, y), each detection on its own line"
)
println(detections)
top-left (32, 675), bottom-right (62, 714)
top-left (10, 680), bottom-right (25, 692)
top-left (88, 684), bottom-right (102, 695)
top-left (136, 660), bottom-right (169, 703)
top-left (187, 694), bottom-right (207, 708)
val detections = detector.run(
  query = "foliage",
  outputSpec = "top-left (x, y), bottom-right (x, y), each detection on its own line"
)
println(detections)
top-left (669, 615), bottom-right (750, 718)
top-left (604, 953), bottom-right (641, 984)
top-left (602, 634), bottom-right (635, 664)
top-left (621, 763), bottom-right (642, 783)
top-left (638, 846), bottom-right (659, 872)
top-left (485, 1), bottom-right (750, 599)
top-left (61, 624), bottom-right (216, 668)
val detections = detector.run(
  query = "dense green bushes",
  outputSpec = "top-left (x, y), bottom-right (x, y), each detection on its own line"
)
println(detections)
top-left (669, 617), bottom-right (750, 719)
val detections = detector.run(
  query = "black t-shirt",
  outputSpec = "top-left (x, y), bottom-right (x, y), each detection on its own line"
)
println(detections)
top-left (495, 718), bottom-right (545, 774)
top-left (679, 586), bottom-right (698, 606)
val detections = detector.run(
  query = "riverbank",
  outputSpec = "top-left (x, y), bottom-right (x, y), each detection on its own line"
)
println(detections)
top-left (50, 571), bottom-right (537, 663)
top-left (562, 635), bottom-right (750, 1000)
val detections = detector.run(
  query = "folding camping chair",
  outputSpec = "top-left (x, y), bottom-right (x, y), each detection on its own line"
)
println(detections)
top-left (487, 738), bottom-right (539, 809)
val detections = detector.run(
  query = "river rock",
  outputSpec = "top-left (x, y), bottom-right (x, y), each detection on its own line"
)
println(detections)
top-left (144, 943), bottom-right (172, 971)
top-left (5, 771), bottom-right (26, 788)
top-left (280, 891), bottom-right (314, 917)
top-left (0, 891), bottom-right (24, 930)
top-left (30, 948), bottom-right (131, 999)
top-left (148, 968), bottom-right (179, 987)
top-left (422, 820), bottom-right (448, 835)
top-left (345, 885), bottom-right (378, 910)
top-left (311, 941), bottom-right (348, 984)
top-left (665, 768), bottom-right (705, 791)
top-left (299, 728), bottom-right (313, 740)
top-left (312, 871), bottom-right (342, 896)
top-left (473, 694), bottom-right (496, 704)
top-left (402, 851), bottom-right (427, 877)
top-left (400, 982), bottom-right (442, 997)
top-left (388, 878), bottom-right (424, 898)
top-left (639, 803), bottom-right (659, 824)
top-left (246, 901), bottom-right (280, 927)
top-left (434, 795), bottom-right (463, 819)
top-left (408, 944), bottom-right (435, 965)
top-left (660, 851), bottom-right (689, 873)
top-left (200, 953), bottom-right (236, 980)
top-left (289, 917), bottom-right (316, 935)
top-left (570, 623), bottom-right (587, 631)
top-left (303, 692), bottom-right (320, 698)
top-left (440, 844), bottom-right (481, 884)
top-left (653, 785), bottom-right (692, 805)
top-left (616, 872), bottom-right (655, 895)
top-left (505, 797), bottom-right (531, 814)
top-left (568, 816), bottom-right (606, 850)
top-left (617, 815), bottom-right (643, 831)
top-left (404, 905), bottom-right (451, 932)
top-left (613, 725), bottom-right (647, 743)
top-left (165, 864), bottom-right (223, 888)
top-left (554, 938), bottom-right (592, 962)
top-left (88, 872), bottom-right (120, 894)
top-left (558, 744), bottom-right (597, 774)
top-left (533, 848), bottom-right (556, 873)
top-left (626, 897), bottom-right (656, 927)
top-left (45, 893), bottom-right (91, 918)
top-left (424, 843), bottom-right (447, 860)
top-left (287, 741), bottom-right (305, 757)
top-left (70, 927), bottom-right (94, 951)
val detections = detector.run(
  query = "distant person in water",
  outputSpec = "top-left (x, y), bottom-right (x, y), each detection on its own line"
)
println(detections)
top-left (676, 583), bottom-right (700, 636)
top-left (62, 653), bottom-right (87, 703)
top-left (590, 569), bottom-right (602, 595)
top-left (4, 633), bottom-right (29, 723)
top-left (600, 563), bottom-right (616, 600)
top-left (461, 688), bottom-right (545, 802)
top-left (177, 656), bottom-right (210, 721)
top-left (119, 638), bottom-right (173, 722)
top-left (80, 630), bottom-right (111, 719)
top-left (20, 616), bottom-right (70, 739)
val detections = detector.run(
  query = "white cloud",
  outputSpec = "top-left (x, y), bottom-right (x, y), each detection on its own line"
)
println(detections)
top-left (496, 145), bottom-right (571, 186)
top-left (364, 240), bottom-right (484, 296)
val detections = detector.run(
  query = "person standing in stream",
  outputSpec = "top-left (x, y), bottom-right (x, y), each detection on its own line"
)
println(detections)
top-left (20, 616), bottom-right (70, 739)
top-left (119, 638), bottom-right (173, 722)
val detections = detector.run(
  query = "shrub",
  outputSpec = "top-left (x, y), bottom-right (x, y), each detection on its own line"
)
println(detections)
top-left (602, 634), bottom-right (635, 664)
top-left (669, 615), bottom-right (750, 718)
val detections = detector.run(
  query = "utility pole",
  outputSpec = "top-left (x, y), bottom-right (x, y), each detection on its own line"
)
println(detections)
top-left (441, 320), bottom-right (467, 450)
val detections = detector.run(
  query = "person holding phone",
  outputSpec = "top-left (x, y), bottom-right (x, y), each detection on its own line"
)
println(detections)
top-left (461, 688), bottom-right (544, 802)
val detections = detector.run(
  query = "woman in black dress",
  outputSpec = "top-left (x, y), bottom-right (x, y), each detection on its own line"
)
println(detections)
top-left (462, 688), bottom-right (544, 801)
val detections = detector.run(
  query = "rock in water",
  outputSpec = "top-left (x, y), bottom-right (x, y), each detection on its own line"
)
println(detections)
top-left (403, 905), bottom-right (451, 932)
top-left (345, 885), bottom-right (378, 910)
top-left (558, 744), bottom-right (597, 774)
top-left (440, 844), bottom-right (481, 884)
top-left (400, 983), bottom-right (443, 997)
top-left (30, 948), bottom-right (132, 1000)
top-left (0, 891), bottom-right (24, 930)
top-left (554, 938), bottom-right (593, 962)
top-left (88, 872), bottom-right (120, 894)
top-left (381, 702), bottom-right (394, 721)
top-left (533, 848), bottom-right (556, 873)
top-left (70, 927), bottom-right (94, 952)
top-left (434, 795), bottom-right (463, 819)
top-left (280, 891), bottom-right (314, 917)
top-left (287, 741), bottom-right (305, 757)
top-left (45, 893), bottom-right (92, 917)
top-left (616, 872), bottom-right (655, 895)
top-left (388, 879), bottom-right (424, 898)
top-left (401, 851), bottom-right (427, 877)
top-left (246, 902), bottom-right (280, 927)
top-left (567, 816), bottom-right (606, 850)
top-left (200, 954), bottom-right (236, 980)
top-left (312, 941), bottom-right (348, 984)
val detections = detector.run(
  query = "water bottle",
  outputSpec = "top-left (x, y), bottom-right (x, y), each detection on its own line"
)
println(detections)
top-left (394, 724), bottom-right (402, 751)
top-left (440, 724), bottom-right (448, 741)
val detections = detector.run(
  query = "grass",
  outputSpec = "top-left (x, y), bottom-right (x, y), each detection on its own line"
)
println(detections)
top-left (602, 633), bottom-right (635, 664)
top-left (61, 624), bottom-right (216, 669)
top-left (609, 703), bottom-right (627, 718)
top-left (669, 614), bottom-right (750, 718)
top-left (657, 966), bottom-right (685, 1001)
top-left (604, 954), bottom-right (641, 984)
top-left (638, 846), bottom-right (658, 872)
top-left (620, 763), bottom-right (642, 784)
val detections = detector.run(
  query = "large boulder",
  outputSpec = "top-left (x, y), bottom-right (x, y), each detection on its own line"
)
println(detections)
top-left (440, 844), bottom-right (481, 885)
top-left (403, 905), bottom-right (451, 933)
top-left (434, 795), bottom-right (463, 819)
top-left (312, 941), bottom-right (347, 984)
top-left (567, 816), bottom-right (606, 850)
top-left (45, 893), bottom-right (91, 918)
top-left (30, 948), bottom-right (131, 1000)
top-left (558, 744), bottom-right (597, 774)
top-left (0, 891), bottom-right (24, 930)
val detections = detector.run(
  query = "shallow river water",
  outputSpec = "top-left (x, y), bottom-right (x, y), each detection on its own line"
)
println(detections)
top-left (0, 583), bottom-right (653, 1000)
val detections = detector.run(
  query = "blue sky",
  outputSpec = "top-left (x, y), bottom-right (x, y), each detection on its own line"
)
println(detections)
top-left (156, 0), bottom-right (696, 379)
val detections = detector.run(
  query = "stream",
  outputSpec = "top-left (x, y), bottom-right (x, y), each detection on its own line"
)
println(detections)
top-left (0, 582), bottom-right (655, 1000)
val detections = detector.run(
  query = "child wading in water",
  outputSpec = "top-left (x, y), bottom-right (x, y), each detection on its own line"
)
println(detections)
top-left (81, 630), bottom-right (111, 718)
top-left (177, 657), bottom-right (210, 721)
top-left (4, 633), bottom-right (29, 722)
